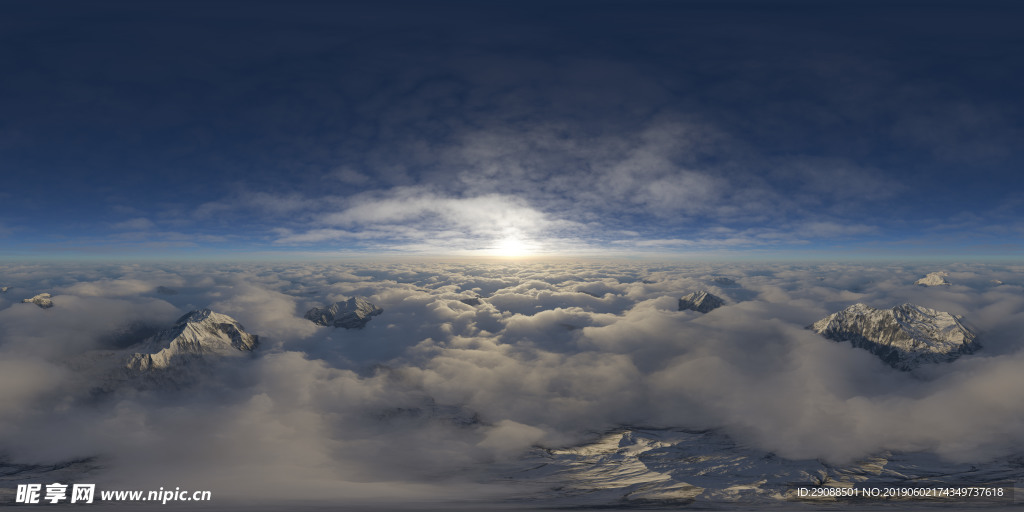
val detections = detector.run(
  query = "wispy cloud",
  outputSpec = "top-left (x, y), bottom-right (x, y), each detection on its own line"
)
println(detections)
top-left (269, 188), bottom-right (585, 254)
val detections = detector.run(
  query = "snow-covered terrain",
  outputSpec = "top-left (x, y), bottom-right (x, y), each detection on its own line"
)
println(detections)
top-left (916, 271), bottom-right (952, 286)
top-left (810, 303), bottom-right (979, 370)
top-left (121, 309), bottom-right (258, 372)
top-left (305, 296), bottom-right (383, 329)
top-left (678, 290), bottom-right (725, 313)
top-left (21, 292), bottom-right (53, 308)
top-left (65, 309), bottom-right (259, 392)
top-left (495, 428), bottom-right (1017, 507)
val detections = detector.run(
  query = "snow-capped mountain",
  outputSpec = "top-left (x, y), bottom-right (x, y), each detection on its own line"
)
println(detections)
top-left (810, 303), bottom-right (978, 370)
top-left (679, 290), bottom-right (725, 313)
top-left (68, 309), bottom-right (260, 391)
top-left (305, 297), bottom-right (383, 329)
top-left (122, 309), bottom-right (258, 373)
top-left (915, 271), bottom-right (951, 286)
top-left (22, 292), bottom-right (53, 308)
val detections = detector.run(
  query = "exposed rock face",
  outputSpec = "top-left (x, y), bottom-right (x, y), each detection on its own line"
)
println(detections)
top-left (123, 309), bottom-right (258, 374)
top-left (305, 297), bottom-right (383, 329)
top-left (810, 303), bottom-right (978, 370)
top-left (679, 290), bottom-right (725, 313)
top-left (22, 293), bottom-right (53, 309)
top-left (915, 271), bottom-right (951, 286)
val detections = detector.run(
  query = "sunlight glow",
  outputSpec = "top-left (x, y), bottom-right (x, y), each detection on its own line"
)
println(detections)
top-left (491, 236), bottom-right (536, 258)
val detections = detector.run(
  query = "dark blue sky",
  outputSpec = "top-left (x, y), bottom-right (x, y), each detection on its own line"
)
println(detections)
top-left (2, 1), bottom-right (1022, 259)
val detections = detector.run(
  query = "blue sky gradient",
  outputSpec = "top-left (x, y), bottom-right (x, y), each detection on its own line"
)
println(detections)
top-left (2, 1), bottom-right (1022, 260)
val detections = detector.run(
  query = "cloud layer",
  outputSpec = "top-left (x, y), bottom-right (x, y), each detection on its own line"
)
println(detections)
top-left (1, 261), bottom-right (1023, 506)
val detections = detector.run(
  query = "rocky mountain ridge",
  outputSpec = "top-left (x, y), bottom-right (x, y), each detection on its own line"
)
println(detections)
top-left (305, 296), bottom-right (383, 329)
top-left (122, 309), bottom-right (258, 373)
top-left (679, 290), bottom-right (725, 313)
top-left (22, 292), bottom-right (53, 308)
top-left (810, 303), bottom-right (978, 370)
top-left (67, 309), bottom-right (259, 391)
top-left (916, 271), bottom-right (951, 286)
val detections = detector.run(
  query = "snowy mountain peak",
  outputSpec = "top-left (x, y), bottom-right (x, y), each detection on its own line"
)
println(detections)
top-left (915, 271), bottom-right (951, 286)
top-left (810, 303), bottom-right (978, 370)
top-left (124, 309), bottom-right (258, 372)
top-left (22, 293), bottom-right (54, 309)
top-left (161, 309), bottom-right (258, 350)
top-left (679, 290), bottom-right (725, 313)
top-left (305, 296), bottom-right (383, 329)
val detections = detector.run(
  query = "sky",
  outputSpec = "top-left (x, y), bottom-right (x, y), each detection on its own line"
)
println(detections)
top-left (2, 1), bottom-right (1023, 260)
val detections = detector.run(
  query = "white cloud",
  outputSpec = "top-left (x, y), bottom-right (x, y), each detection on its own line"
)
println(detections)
top-left (321, 189), bottom-right (555, 235)
top-left (271, 188), bottom-right (586, 254)
top-left (2, 261), bottom-right (1023, 507)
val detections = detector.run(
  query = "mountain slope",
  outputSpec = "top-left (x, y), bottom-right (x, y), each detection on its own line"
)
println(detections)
top-left (915, 271), bottom-right (951, 286)
top-left (679, 290), bottom-right (725, 313)
top-left (68, 309), bottom-right (260, 391)
top-left (491, 428), bottom-right (1016, 507)
top-left (123, 309), bottom-right (258, 373)
top-left (305, 297), bottom-right (383, 329)
top-left (810, 303), bottom-right (978, 370)
top-left (22, 293), bottom-right (53, 308)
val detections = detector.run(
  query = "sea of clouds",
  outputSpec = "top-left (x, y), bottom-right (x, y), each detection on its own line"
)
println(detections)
top-left (1, 260), bottom-right (1023, 507)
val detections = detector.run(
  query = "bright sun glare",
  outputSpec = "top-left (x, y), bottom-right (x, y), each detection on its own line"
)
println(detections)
top-left (492, 236), bottom-right (534, 258)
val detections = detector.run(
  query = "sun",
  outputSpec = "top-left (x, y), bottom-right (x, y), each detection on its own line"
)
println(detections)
top-left (491, 236), bottom-right (535, 258)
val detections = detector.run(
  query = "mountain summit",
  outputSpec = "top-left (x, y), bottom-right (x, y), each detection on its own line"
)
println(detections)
top-left (22, 293), bottom-right (54, 308)
top-left (123, 309), bottom-right (259, 373)
top-left (679, 290), bottom-right (725, 313)
top-left (915, 271), bottom-right (951, 286)
top-left (65, 309), bottom-right (261, 391)
top-left (305, 297), bottom-right (383, 329)
top-left (810, 303), bottom-right (978, 370)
